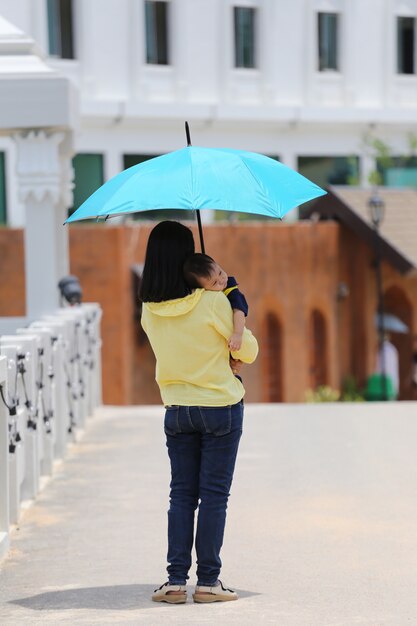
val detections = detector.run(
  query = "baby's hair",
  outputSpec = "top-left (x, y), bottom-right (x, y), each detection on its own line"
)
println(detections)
top-left (183, 253), bottom-right (216, 288)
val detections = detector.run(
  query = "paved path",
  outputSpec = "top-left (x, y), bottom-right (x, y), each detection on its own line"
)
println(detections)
top-left (1, 403), bottom-right (417, 625)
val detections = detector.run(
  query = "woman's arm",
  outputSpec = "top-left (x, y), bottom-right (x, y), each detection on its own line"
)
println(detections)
top-left (212, 292), bottom-right (258, 363)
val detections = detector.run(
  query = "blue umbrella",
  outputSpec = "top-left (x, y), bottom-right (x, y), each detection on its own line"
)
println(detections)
top-left (375, 313), bottom-right (409, 334)
top-left (65, 122), bottom-right (326, 252)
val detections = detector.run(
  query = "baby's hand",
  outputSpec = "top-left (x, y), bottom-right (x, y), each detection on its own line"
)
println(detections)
top-left (228, 332), bottom-right (243, 351)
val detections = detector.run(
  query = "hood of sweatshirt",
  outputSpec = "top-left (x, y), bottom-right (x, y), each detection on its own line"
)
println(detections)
top-left (143, 288), bottom-right (204, 317)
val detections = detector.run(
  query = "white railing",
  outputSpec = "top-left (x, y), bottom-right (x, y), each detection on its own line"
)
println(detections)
top-left (0, 303), bottom-right (102, 560)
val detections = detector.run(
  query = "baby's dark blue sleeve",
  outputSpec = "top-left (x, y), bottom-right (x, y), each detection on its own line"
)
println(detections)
top-left (225, 276), bottom-right (248, 317)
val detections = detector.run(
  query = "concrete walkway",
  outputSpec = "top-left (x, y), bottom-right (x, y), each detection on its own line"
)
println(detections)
top-left (1, 403), bottom-right (417, 625)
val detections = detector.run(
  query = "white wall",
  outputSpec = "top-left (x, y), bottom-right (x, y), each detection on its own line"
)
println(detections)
top-left (1, 0), bottom-right (417, 226)
top-left (2, 0), bottom-right (417, 115)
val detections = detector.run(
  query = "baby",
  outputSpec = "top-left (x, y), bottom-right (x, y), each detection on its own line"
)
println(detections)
top-left (183, 253), bottom-right (248, 351)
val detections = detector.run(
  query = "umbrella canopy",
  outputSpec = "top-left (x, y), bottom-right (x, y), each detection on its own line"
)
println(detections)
top-left (375, 312), bottom-right (409, 334)
top-left (65, 124), bottom-right (326, 251)
top-left (66, 146), bottom-right (326, 224)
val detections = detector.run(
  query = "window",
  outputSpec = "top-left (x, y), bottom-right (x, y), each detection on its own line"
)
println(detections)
top-left (318, 12), bottom-right (339, 71)
top-left (309, 310), bottom-right (328, 389)
top-left (145, 1), bottom-right (169, 65)
top-left (123, 154), bottom-right (156, 170)
top-left (298, 156), bottom-right (358, 217)
top-left (397, 16), bottom-right (415, 74)
top-left (377, 156), bottom-right (417, 189)
top-left (0, 152), bottom-right (6, 225)
top-left (70, 154), bottom-right (104, 216)
top-left (263, 312), bottom-right (284, 402)
top-left (298, 156), bottom-right (359, 188)
top-left (47, 0), bottom-right (75, 59)
top-left (234, 6), bottom-right (256, 68)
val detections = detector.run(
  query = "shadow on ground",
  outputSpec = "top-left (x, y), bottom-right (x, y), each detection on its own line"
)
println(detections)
top-left (10, 584), bottom-right (259, 611)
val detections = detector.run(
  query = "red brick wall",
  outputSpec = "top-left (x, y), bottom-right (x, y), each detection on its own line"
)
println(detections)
top-left (68, 226), bottom-right (134, 405)
top-left (2, 222), bottom-right (416, 404)
top-left (74, 221), bottom-right (342, 404)
top-left (0, 229), bottom-right (25, 317)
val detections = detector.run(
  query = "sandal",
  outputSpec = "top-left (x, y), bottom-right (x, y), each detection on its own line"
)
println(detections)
top-left (193, 580), bottom-right (238, 603)
top-left (152, 582), bottom-right (187, 604)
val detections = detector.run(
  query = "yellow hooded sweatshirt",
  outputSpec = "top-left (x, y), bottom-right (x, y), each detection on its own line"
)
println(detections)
top-left (141, 288), bottom-right (258, 407)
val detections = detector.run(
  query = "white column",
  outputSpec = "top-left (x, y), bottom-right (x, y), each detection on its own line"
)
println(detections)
top-left (14, 130), bottom-right (74, 321)
top-left (360, 152), bottom-right (377, 189)
top-left (105, 148), bottom-right (123, 181)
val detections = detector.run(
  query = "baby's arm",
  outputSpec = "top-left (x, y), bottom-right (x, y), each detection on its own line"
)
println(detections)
top-left (228, 309), bottom-right (246, 351)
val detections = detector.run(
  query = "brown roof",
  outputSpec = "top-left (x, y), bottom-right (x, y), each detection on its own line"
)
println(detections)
top-left (306, 187), bottom-right (417, 275)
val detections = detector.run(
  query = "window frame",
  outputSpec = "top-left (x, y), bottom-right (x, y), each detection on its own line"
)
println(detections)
top-left (233, 5), bottom-right (257, 69)
top-left (46, 0), bottom-right (76, 60)
top-left (396, 15), bottom-right (416, 75)
top-left (317, 11), bottom-right (340, 73)
top-left (70, 153), bottom-right (104, 216)
top-left (144, 0), bottom-right (170, 66)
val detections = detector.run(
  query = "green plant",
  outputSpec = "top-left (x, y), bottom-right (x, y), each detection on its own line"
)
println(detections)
top-left (346, 155), bottom-right (360, 185)
top-left (340, 375), bottom-right (365, 402)
top-left (305, 385), bottom-right (340, 403)
top-left (362, 134), bottom-right (392, 186)
top-left (362, 132), bottom-right (417, 186)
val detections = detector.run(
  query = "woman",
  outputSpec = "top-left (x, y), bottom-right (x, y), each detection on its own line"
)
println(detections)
top-left (140, 221), bottom-right (258, 604)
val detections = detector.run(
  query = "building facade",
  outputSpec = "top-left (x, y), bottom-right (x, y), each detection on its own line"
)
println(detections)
top-left (3, 215), bottom-right (416, 405)
top-left (1, 0), bottom-right (417, 226)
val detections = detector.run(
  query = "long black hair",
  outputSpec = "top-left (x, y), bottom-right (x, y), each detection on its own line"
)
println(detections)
top-left (140, 221), bottom-right (195, 302)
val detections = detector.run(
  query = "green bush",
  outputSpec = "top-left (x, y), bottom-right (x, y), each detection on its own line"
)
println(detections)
top-left (340, 376), bottom-right (365, 402)
top-left (305, 386), bottom-right (340, 403)
top-left (305, 376), bottom-right (365, 403)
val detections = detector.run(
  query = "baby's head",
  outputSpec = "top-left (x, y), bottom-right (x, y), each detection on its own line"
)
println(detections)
top-left (184, 253), bottom-right (228, 291)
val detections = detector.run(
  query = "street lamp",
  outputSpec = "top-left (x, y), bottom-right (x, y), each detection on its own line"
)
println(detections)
top-left (368, 191), bottom-right (387, 400)
top-left (368, 191), bottom-right (385, 228)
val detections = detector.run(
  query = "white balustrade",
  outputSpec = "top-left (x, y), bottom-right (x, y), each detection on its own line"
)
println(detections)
top-left (0, 303), bottom-right (102, 558)
top-left (0, 356), bottom-right (9, 560)
top-left (0, 336), bottom-right (40, 502)
top-left (0, 343), bottom-right (27, 525)
top-left (17, 328), bottom-right (55, 477)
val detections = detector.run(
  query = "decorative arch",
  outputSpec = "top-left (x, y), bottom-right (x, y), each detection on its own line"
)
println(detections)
top-left (309, 308), bottom-right (328, 389)
top-left (383, 285), bottom-right (414, 399)
top-left (262, 310), bottom-right (284, 402)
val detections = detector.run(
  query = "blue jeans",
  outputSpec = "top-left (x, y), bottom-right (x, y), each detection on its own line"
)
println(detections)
top-left (164, 401), bottom-right (243, 586)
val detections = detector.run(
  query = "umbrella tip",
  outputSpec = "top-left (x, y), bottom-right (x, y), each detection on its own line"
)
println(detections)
top-left (185, 121), bottom-right (192, 147)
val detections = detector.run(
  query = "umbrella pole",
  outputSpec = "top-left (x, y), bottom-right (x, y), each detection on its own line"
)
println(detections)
top-left (185, 120), bottom-right (192, 147)
top-left (185, 121), bottom-right (206, 253)
top-left (196, 209), bottom-right (205, 254)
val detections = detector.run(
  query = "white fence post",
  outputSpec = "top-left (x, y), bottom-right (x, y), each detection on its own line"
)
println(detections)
top-left (0, 344), bottom-right (26, 525)
top-left (54, 310), bottom-right (88, 429)
top-left (42, 315), bottom-right (80, 439)
top-left (1, 336), bottom-right (40, 501)
top-left (17, 328), bottom-right (55, 477)
top-left (83, 304), bottom-right (103, 409)
top-left (0, 356), bottom-right (10, 559)
top-left (0, 303), bottom-right (102, 560)
top-left (30, 320), bottom-right (71, 457)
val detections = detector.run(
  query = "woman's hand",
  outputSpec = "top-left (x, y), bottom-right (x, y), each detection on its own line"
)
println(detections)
top-left (229, 356), bottom-right (243, 375)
